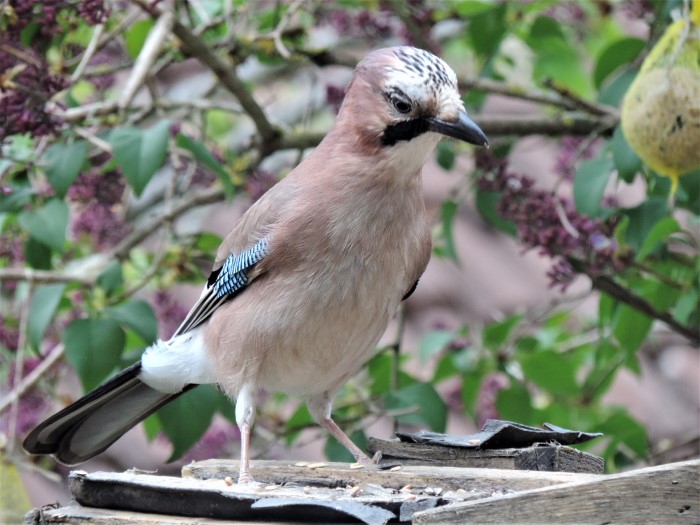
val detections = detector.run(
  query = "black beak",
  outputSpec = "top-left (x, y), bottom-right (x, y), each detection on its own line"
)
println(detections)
top-left (428, 111), bottom-right (488, 147)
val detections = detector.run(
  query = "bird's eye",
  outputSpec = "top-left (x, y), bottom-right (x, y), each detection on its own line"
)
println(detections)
top-left (391, 95), bottom-right (412, 114)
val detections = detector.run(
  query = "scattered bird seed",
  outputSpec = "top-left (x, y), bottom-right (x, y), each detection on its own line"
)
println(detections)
top-left (224, 477), bottom-right (233, 486)
top-left (349, 485), bottom-right (361, 497)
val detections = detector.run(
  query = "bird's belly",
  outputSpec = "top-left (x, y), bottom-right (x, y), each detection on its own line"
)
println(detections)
top-left (256, 307), bottom-right (390, 396)
top-left (207, 268), bottom-right (400, 399)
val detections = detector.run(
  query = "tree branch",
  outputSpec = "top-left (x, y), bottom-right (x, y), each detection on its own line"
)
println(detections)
top-left (130, 0), bottom-right (279, 145)
top-left (591, 275), bottom-right (700, 346)
top-left (0, 344), bottom-right (65, 415)
top-left (0, 268), bottom-right (96, 286)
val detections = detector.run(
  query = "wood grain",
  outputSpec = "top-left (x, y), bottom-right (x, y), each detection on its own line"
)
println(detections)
top-left (413, 459), bottom-right (700, 524)
top-left (366, 438), bottom-right (604, 473)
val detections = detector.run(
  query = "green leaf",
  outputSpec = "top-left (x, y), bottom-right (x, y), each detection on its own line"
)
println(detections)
top-left (527, 16), bottom-right (566, 49)
top-left (598, 410), bottom-right (647, 459)
top-left (105, 300), bottom-right (158, 344)
top-left (475, 190), bottom-right (517, 235)
top-left (467, 4), bottom-right (507, 57)
top-left (97, 260), bottom-right (123, 294)
top-left (518, 350), bottom-right (578, 397)
top-left (676, 168), bottom-right (700, 214)
top-left (433, 199), bottom-right (459, 263)
top-left (28, 284), bottom-right (65, 352)
top-left (324, 430), bottom-right (367, 462)
top-left (482, 314), bottom-right (521, 351)
top-left (593, 37), bottom-right (645, 89)
top-left (43, 140), bottom-right (87, 196)
top-left (157, 385), bottom-right (220, 461)
top-left (23, 237), bottom-right (52, 270)
top-left (613, 305), bottom-right (652, 357)
top-left (64, 318), bottom-right (126, 391)
top-left (367, 353), bottom-right (414, 396)
top-left (623, 198), bottom-right (668, 252)
top-left (610, 126), bottom-right (641, 183)
top-left (419, 330), bottom-right (453, 363)
top-left (435, 141), bottom-right (455, 171)
top-left (674, 289), bottom-right (698, 325)
top-left (573, 156), bottom-right (613, 217)
top-left (636, 217), bottom-right (680, 261)
top-left (383, 382), bottom-right (447, 432)
top-left (0, 184), bottom-right (34, 213)
top-left (108, 120), bottom-right (170, 196)
top-left (17, 199), bottom-right (68, 251)
top-left (495, 382), bottom-right (532, 423)
top-left (455, 0), bottom-right (499, 17)
top-left (597, 68), bottom-right (637, 107)
top-left (125, 19), bottom-right (155, 59)
top-left (284, 403), bottom-right (313, 443)
top-left (176, 133), bottom-right (234, 198)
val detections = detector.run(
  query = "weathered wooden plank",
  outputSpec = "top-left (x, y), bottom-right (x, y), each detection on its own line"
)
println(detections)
top-left (183, 459), bottom-right (602, 493)
top-left (67, 470), bottom-right (437, 524)
top-left (23, 503), bottom-right (304, 524)
top-left (413, 459), bottom-right (700, 524)
top-left (366, 438), bottom-right (604, 473)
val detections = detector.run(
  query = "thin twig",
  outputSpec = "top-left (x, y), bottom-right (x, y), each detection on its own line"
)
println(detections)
top-left (120, 10), bottom-right (173, 109)
top-left (130, 0), bottom-right (279, 144)
top-left (591, 275), bottom-right (699, 345)
top-left (71, 23), bottom-right (105, 82)
top-left (542, 79), bottom-right (617, 118)
top-left (267, 0), bottom-right (305, 59)
top-left (0, 344), bottom-right (65, 415)
top-left (7, 281), bottom-right (31, 450)
top-left (109, 186), bottom-right (226, 260)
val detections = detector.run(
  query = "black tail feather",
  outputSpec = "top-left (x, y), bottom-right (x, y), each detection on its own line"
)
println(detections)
top-left (23, 362), bottom-right (194, 465)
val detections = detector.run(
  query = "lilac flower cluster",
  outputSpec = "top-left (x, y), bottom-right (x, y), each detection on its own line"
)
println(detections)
top-left (474, 372), bottom-right (509, 427)
top-left (0, 355), bottom-right (50, 436)
top-left (476, 152), bottom-right (625, 290)
top-left (0, 1), bottom-right (108, 142)
top-left (0, 234), bottom-right (23, 294)
top-left (0, 44), bottom-right (67, 141)
top-left (619, 0), bottom-right (654, 21)
top-left (325, 84), bottom-right (345, 115)
top-left (179, 421), bottom-right (239, 462)
top-left (246, 169), bottom-right (277, 202)
top-left (322, 8), bottom-right (395, 41)
top-left (152, 290), bottom-right (188, 340)
top-left (553, 136), bottom-right (600, 180)
top-left (68, 169), bottom-right (131, 250)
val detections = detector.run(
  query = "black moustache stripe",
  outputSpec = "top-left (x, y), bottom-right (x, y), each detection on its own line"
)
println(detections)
top-left (381, 118), bottom-right (430, 146)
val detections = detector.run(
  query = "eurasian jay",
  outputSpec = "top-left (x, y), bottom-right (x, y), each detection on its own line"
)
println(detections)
top-left (24, 46), bottom-right (488, 483)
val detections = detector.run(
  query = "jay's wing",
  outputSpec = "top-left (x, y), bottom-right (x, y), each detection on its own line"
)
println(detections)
top-left (171, 237), bottom-right (270, 337)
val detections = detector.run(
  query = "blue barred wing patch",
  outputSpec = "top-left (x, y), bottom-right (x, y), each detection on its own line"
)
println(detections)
top-left (213, 238), bottom-right (270, 298)
top-left (172, 238), bottom-right (270, 337)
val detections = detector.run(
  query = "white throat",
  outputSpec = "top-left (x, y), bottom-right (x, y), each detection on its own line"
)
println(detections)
top-left (384, 132), bottom-right (442, 178)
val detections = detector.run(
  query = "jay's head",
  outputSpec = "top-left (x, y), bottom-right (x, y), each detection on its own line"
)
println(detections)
top-left (337, 46), bottom-right (488, 161)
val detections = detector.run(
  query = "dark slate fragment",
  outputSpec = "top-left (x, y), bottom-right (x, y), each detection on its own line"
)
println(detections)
top-left (251, 497), bottom-right (395, 525)
top-left (396, 419), bottom-right (603, 449)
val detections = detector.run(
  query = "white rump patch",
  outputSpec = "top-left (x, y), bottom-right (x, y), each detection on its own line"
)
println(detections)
top-left (139, 327), bottom-right (216, 393)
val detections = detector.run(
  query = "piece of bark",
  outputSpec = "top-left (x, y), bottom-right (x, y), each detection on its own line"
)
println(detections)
top-left (412, 459), bottom-right (700, 525)
top-left (367, 439), bottom-right (604, 473)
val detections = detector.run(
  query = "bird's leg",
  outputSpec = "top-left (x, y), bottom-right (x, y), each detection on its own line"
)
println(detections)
top-left (235, 384), bottom-right (257, 484)
top-left (307, 392), bottom-right (374, 464)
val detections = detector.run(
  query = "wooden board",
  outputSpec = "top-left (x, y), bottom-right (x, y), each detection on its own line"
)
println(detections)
top-left (23, 503), bottom-right (305, 525)
top-left (412, 459), bottom-right (700, 524)
top-left (182, 459), bottom-right (601, 493)
top-left (59, 461), bottom-right (602, 524)
top-left (366, 438), bottom-right (604, 473)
